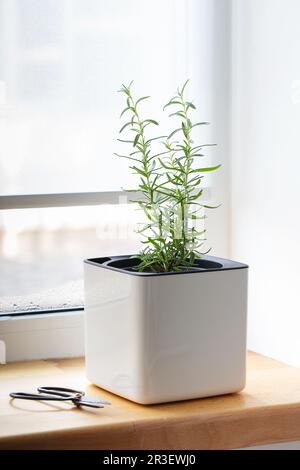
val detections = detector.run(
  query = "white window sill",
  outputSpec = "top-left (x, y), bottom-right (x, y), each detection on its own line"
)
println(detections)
top-left (0, 310), bottom-right (84, 362)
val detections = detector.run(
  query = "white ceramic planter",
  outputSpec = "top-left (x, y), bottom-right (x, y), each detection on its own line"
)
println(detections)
top-left (84, 255), bottom-right (248, 404)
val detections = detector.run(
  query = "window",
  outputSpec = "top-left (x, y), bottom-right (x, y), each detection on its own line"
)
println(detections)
top-left (0, 0), bottom-right (193, 316)
top-left (0, 202), bottom-right (143, 315)
top-left (0, 0), bottom-right (229, 323)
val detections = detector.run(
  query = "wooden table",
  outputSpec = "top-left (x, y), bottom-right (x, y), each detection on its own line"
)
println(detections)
top-left (1, 352), bottom-right (300, 450)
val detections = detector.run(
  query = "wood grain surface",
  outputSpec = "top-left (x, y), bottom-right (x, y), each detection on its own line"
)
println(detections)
top-left (1, 352), bottom-right (300, 450)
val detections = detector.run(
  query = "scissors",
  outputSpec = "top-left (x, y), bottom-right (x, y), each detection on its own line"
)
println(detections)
top-left (9, 386), bottom-right (111, 409)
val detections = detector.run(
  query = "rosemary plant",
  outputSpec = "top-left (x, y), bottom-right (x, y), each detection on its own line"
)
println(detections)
top-left (115, 80), bottom-right (221, 273)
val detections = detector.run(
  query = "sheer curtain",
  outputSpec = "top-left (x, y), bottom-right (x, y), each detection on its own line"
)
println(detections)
top-left (0, 0), bottom-right (190, 195)
top-left (0, 0), bottom-right (231, 314)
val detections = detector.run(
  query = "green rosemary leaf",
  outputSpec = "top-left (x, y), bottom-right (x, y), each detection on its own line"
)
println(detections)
top-left (169, 111), bottom-right (185, 118)
top-left (120, 107), bottom-right (133, 118)
top-left (133, 133), bottom-right (141, 147)
top-left (117, 138), bottom-right (134, 143)
top-left (146, 135), bottom-right (167, 144)
top-left (186, 101), bottom-right (196, 110)
top-left (113, 153), bottom-right (140, 163)
top-left (130, 166), bottom-right (148, 177)
top-left (191, 122), bottom-right (210, 129)
top-left (119, 121), bottom-right (132, 133)
top-left (136, 96), bottom-right (150, 105)
top-left (192, 164), bottom-right (221, 173)
top-left (168, 128), bottom-right (181, 140)
top-left (180, 79), bottom-right (189, 95)
top-left (201, 204), bottom-right (221, 209)
top-left (163, 100), bottom-right (181, 111)
top-left (120, 187), bottom-right (138, 193)
top-left (143, 119), bottom-right (159, 126)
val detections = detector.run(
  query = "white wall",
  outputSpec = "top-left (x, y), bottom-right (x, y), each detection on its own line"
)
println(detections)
top-left (231, 0), bottom-right (300, 367)
top-left (186, 0), bottom-right (232, 258)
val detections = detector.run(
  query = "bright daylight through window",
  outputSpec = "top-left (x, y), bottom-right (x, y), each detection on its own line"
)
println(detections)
top-left (0, 0), bottom-right (219, 315)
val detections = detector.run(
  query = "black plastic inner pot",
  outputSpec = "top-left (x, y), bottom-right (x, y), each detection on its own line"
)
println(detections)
top-left (105, 257), bottom-right (223, 272)
top-left (85, 255), bottom-right (248, 275)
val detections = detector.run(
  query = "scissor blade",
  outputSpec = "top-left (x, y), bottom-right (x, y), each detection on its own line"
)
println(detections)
top-left (76, 396), bottom-right (111, 408)
top-left (75, 401), bottom-right (104, 408)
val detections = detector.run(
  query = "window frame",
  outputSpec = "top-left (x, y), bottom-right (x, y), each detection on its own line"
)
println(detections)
top-left (0, 190), bottom-right (140, 210)
top-left (0, 309), bottom-right (84, 363)
top-left (0, 190), bottom-right (142, 362)
top-left (0, 190), bottom-right (140, 310)
top-left (0, 0), bottom-right (230, 362)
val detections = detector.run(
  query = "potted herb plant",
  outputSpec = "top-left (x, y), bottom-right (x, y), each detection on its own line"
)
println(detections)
top-left (84, 81), bottom-right (248, 404)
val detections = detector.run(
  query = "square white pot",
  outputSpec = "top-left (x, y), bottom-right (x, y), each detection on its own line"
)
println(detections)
top-left (84, 255), bottom-right (248, 404)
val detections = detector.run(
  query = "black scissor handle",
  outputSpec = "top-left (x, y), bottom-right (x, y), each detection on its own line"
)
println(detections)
top-left (10, 387), bottom-right (108, 408)
top-left (37, 387), bottom-right (84, 398)
top-left (9, 392), bottom-right (72, 401)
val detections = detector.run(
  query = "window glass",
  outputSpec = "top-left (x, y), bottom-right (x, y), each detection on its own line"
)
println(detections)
top-left (0, 204), bottom-right (142, 314)
top-left (0, 0), bottom-right (186, 195)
